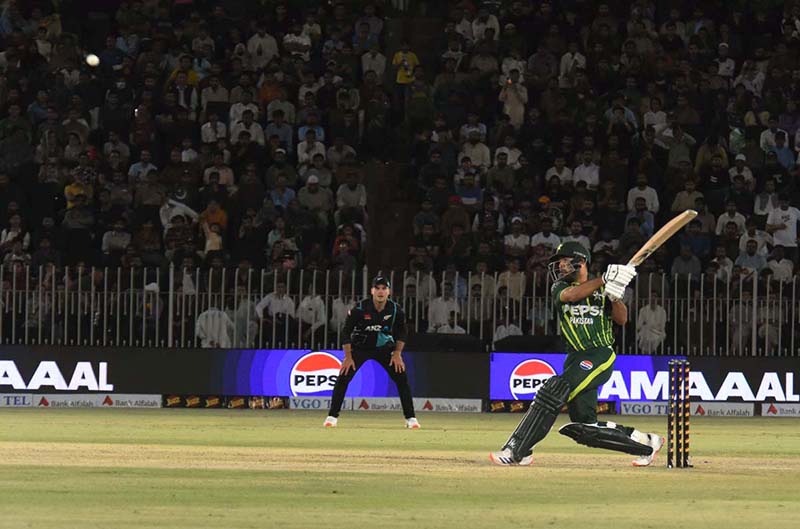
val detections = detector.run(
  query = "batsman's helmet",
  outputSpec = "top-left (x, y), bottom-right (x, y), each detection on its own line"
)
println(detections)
top-left (548, 241), bottom-right (590, 282)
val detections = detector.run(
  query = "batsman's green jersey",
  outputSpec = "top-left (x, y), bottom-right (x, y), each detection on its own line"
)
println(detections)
top-left (551, 280), bottom-right (615, 352)
top-left (551, 280), bottom-right (617, 422)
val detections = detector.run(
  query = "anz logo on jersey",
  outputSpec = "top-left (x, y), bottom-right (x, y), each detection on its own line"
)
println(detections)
top-left (562, 304), bottom-right (601, 325)
top-left (364, 324), bottom-right (385, 332)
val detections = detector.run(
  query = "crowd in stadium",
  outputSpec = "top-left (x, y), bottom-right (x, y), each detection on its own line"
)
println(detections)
top-left (0, 0), bottom-right (799, 348)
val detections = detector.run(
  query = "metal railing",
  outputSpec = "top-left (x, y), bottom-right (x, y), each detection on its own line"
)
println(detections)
top-left (0, 264), bottom-right (797, 357)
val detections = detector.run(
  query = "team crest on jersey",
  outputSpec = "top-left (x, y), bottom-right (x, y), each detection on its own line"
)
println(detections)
top-left (363, 313), bottom-right (371, 320)
top-left (383, 314), bottom-right (392, 320)
top-left (593, 291), bottom-right (604, 300)
top-left (580, 360), bottom-right (593, 371)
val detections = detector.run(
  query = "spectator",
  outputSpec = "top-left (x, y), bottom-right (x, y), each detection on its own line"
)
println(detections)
top-left (671, 179), bottom-right (703, 212)
top-left (530, 217), bottom-right (561, 253)
top-left (625, 197), bottom-right (656, 238)
top-left (768, 246), bottom-right (795, 283)
top-left (636, 291), bottom-right (667, 353)
top-left (671, 245), bottom-right (702, 280)
top-left (626, 173), bottom-right (659, 213)
top-left (760, 117), bottom-right (788, 153)
top-left (716, 200), bottom-right (747, 236)
top-left (427, 282), bottom-right (460, 332)
top-left (735, 239), bottom-right (767, 276)
top-left (437, 311), bottom-right (466, 334)
top-left (766, 194), bottom-right (800, 263)
top-left (738, 220), bottom-right (772, 257)
top-left (573, 149), bottom-right (600, 191)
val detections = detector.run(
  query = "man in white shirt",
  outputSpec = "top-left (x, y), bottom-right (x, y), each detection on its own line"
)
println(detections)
top-left (160, 198), bottom-right (199, 236)
top-left (297, 129), bottom-right (326, 165)
top-left (738, 220), bottom-right (772, 257)
top-left (636, 292), bottom-right (667, 353)
top-left (297, 292), bottom-right (327, 343)
top-left (437, 311), bottom-right (466, 334)
top-left (714, 42), bottom-right (736, 77)
top-left (561, 220), bottom-right (591, 253)
top-left (283, 24), bottom-right (312, 62)
top-left (715, 200), bottom-right (747, 236)
top-left (247, 24), bottom-right (279, 70)
top-left (728, 153), bottom-right (754, 190)
top-left (255, 281), bottom-right (296, 322)
top-left (572, 149), bottom-right (600, 190)
top-left (768, 246), bottom-right (795, 283)
top-left (427, 282), bottom-right (460, 332)
top-left (760, 117), bottom-right (789, 153)
top-left (229, 90), bottom-right (259, 125)
top-left (559, 42), bottom-right (586, 87)
top-left (711, 245), bottom-right (734, 282)
top-left (626, 173), bottom-right (660, 213)
top-left (529, 217), bottom-right (561, 252)
top-left (544, 155), bottom-right (573, 185)
top-left (200, 113), bottom-right (227, 144)
top-left (330, 292), bottom-right (356, 331)
top-left (766, 194), bottom-right (800, 262)
top-left (230, 110), bottom-right (265, 145)
top-left (460, 130), bottom-right (491, 172)
top-left (503, 217), bottom-right (530, 258)
top-left (472, 7), bottom-right (500, 41)
top-left (361, 44), bottom-right (386, 80)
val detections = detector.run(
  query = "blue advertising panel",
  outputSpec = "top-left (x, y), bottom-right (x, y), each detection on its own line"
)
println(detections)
top-left (490, 352), bottom-right (682, 402)
top-left (219, 349), bottom-right (403, 397)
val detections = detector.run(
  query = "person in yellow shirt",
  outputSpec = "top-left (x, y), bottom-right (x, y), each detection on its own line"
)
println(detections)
top-left (166, 55), bottom-right (200, 87)
top-left (64, 173), bottom-right (94, 209)
top-left (391, 42), bottom-right (419, 85)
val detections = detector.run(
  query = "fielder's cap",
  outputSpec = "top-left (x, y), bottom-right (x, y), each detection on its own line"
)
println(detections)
top-left (275, 148), bottom-right (287, 154)
top-left (511, 216), bottom-right (523, 223)
top-left (372, 275), bottom-right (391, 288)
top-left (307, 175), bottom-right (319, 184)
top-left (719, 42), bottom-right (729, 49)
top-left (735, 153), bottom-right (746, 161)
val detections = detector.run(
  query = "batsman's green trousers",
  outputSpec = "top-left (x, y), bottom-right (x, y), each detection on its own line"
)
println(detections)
top-left (561, 345), bottom-right (616, 423)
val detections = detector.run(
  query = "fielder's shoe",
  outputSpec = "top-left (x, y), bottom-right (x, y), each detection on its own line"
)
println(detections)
top-left (323, 416), bottom-right (338, 428)
top-left (406, 417), bottom-right (421, 429)
top-left (489, 448), bottom-right (533, 466)
top-left (632, 433), bottom-right (665, 467)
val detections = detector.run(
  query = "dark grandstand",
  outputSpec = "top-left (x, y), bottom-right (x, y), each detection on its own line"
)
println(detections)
top-left (0, 0), bottom-right (798, 355)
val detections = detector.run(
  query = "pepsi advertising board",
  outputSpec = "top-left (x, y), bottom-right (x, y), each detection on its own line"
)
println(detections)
top-left (0, 347), bottom-right (487, 398)
top-left (491, 353), bottom-right (800, 403)
top-left (491, 353), bottom-right (680, 402)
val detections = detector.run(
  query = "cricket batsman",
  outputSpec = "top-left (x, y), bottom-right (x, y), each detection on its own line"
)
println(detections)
top-left (324, 276), bottom-right (420, 429)
top-left (489, 242), bottom-right (663, 466)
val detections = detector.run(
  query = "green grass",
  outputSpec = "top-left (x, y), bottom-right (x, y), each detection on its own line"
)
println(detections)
top-left (1, 409), bottom-right (799, 528)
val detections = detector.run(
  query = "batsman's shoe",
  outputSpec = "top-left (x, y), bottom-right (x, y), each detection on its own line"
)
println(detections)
top-left (323, 416), bottom-right (338, 428)
top-left (406, 417), bottom-right (421, 429)
top-left (489, 448), bottom-right (533, 466)
top-left (632, 434), bottom-right (664, 467)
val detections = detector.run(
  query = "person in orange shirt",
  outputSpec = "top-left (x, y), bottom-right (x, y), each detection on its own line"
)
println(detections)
top-left (199, 199), bottom-right (228, 230)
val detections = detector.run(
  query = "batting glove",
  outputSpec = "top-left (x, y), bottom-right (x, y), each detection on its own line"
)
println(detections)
top-left (602, 264), bottom-right (637, 287)
top-left (604, 280), bottom-right (626, 302)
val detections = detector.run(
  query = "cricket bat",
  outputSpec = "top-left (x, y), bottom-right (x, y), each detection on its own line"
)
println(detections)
top-left (627, 210), bottom-right (697, 267)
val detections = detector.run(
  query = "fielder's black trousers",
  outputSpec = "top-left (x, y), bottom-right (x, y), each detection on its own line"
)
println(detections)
top-left (328, 348), bottom-right (416, 419)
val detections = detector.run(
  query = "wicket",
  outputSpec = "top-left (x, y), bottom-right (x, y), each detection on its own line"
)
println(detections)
top-left (667, 360), bottom-right (691, 469)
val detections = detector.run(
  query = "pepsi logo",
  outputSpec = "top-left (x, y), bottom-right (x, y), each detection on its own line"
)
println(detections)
top-left (579, 360), bottom-right (593, 371)
top-left (509, 359), bottom-right (557, 400)
top-left (290, 351), bottom-right (342, 396)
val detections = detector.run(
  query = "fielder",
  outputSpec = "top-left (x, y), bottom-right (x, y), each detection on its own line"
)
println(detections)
top-left (324, 276), bottom-right (420, 429)
top-left (490, 242), bottom-right (663, 466)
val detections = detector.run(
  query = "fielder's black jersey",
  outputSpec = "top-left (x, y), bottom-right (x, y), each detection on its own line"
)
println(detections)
top-left (342, 298), bottom-right (407, 350)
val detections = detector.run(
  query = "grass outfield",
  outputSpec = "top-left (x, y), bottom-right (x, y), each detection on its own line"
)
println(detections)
top-left (1, 409), bottom-right (799, 529)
